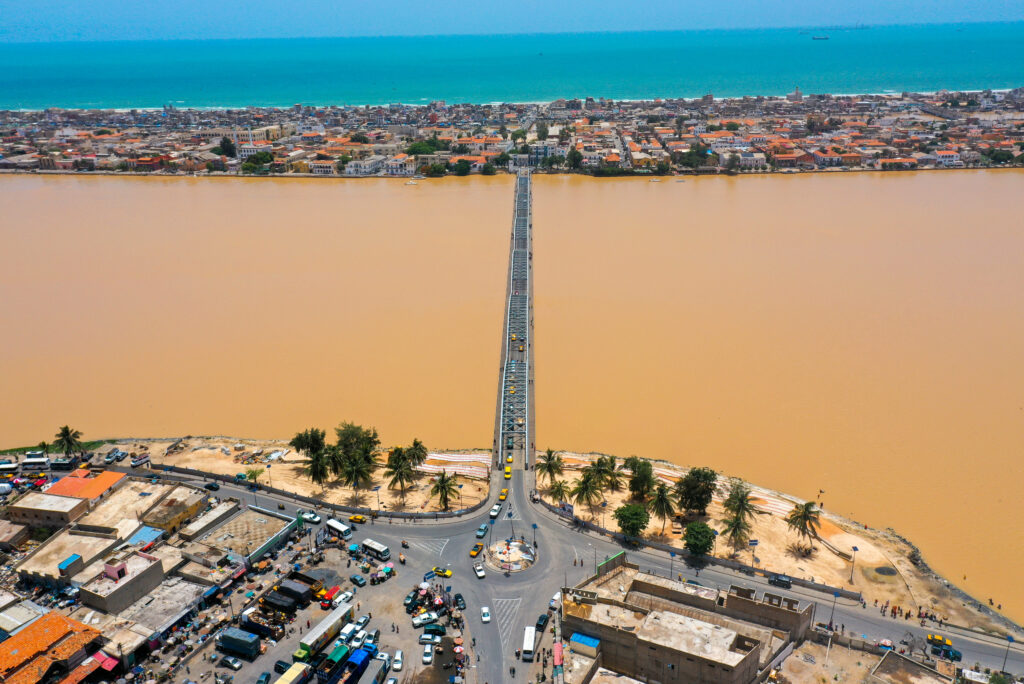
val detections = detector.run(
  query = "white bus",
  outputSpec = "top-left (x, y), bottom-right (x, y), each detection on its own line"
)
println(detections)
top-left (521, 626), bottom-right (537, 662)
top-left (130, 453), bottom-right (150, 468)
top-left (361, 538), bottom-right (390, 561)
top-left (0, 461), bottom-right (19, 474)
top-left (21, 452), bottom-right (51, 469)
top-left (325, 519), bottom-right (353, 540)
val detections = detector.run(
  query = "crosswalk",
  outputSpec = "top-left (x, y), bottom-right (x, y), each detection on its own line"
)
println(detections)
top-left (492, 597), bottom-right (522, 652)
top-left (409, 538), bottom-right (449, 556)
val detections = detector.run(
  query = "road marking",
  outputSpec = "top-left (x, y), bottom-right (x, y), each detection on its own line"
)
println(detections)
top-left (410, 538), bottom-right (450, 556)
top-left (493, 597), bottom-right (522, 653)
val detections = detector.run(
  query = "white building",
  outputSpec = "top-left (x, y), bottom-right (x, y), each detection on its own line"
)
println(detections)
top-left (345, 154), bottom-right (386, 176)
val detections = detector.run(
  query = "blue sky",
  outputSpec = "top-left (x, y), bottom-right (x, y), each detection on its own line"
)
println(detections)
top-left (1, 0), bottom-right (1022, 42)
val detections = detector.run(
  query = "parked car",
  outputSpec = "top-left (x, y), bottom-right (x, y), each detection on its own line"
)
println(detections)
top-left (367, 628), bottom-right (381, 645)
top-left (767, 573), bottom-right (792, 589)
top-left (350, 574), bottom-right (367, 587)
top-left (256, 673), bottom-right (272, 684)
top-left (219, 656), bottom-right (243, 671)
top-left (418, 633), bottom-right (441, 645)
top-left (454, 593), bottom-right (466, 610)
top-left (273, 660), bottom-right (291, 674)
top-left (204, 482), bottom-right (221, 491)
top-left (403, 590), bottom-right (418, 606)
top-left (412, 611), bottom-right (439, 627)
top-left (335, 590), bottom-right (355, 607)
top-left (549, 592), bottom-right (561, 610)
top-left (351, 629), bottom-right (367, 649)
top-left (422, 644), bottom-right (434, 664)
top-left (475, 524), bottom-right (489, 538)
top-left (481, 606), bottom-right (491, 623)
top-left (536, 613), bottom-right (550, 632)
top-left (356, 614), bottom-right (371, 628)
top-left (392, 649), bottom-right (404, 671)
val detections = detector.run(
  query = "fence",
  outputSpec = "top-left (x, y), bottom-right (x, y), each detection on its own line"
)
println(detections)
top-left (537, 498), bottom-right (862, 602)
top-left (149, 463), bottom-right (490, 521)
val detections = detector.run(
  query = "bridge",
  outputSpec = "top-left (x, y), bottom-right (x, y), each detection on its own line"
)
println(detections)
top-left (493, 170), bottom-right (535, 470)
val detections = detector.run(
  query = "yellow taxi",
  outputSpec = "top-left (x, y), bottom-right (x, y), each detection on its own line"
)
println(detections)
top-left (470, 543), bottom-right (484, 558)
top-left (348, 514), bottom-right (367, 524)
top-left (432, 566), bottom-right (453, 578)
top-left (504, 466), bottom-right (512, 480)
top-left (506, 454), bottom-right (514, 463)
top-left (499, 488), bottom-right (509, 501)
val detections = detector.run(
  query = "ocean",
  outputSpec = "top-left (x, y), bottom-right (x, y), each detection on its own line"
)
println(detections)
top-left (1, 22), bottom-right (1022, 110)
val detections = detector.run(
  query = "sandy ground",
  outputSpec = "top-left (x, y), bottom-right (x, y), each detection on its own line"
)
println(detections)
top-left (142, 436), bottom-right (490, 513)
top-left (544, 451), bottom-right (1006, 633)
top-left (776, 641), bottom-right (880, 684)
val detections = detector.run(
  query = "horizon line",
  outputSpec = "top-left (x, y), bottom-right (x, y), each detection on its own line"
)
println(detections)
top-left (1, 19), bottom-right (1021, 47)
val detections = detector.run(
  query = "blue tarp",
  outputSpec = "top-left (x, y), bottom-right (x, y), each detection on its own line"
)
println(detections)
top-left (127, 526), bottom-right (163, 547)
top-left (570, 633), bottom-right (600, 649)
top-left (58, 554), bottom-right (81, 571)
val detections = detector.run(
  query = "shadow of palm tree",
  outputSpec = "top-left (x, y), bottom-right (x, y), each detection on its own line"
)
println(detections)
top-left (786, 541), bottom-right (816, 560)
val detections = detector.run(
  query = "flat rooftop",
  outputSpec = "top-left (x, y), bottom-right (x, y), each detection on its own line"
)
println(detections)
top-left (589, 668), bottom-right (644, 684)
top-left (201, 508), bottom-right (289, 556)
top-left (143, 485), bottom-right (206, 527)
top-left (76, 480), bottom-right (172, 537)
top-left (580, 565), bottom-right (719, 603)
top-left (83, 554), bottom-right (158, 597)
top-left (116, 576), bottom-right (207, 633)
top-left (638, 611), bottom-right (749, 667)
top-left (18, 531), bottom-right (117, 579)
top-left (180, 500), bottom-right (238, 538)
top-left (10, 492), bottom-right (83, 513)
top-left (66, 608), bottom-right (150, 655)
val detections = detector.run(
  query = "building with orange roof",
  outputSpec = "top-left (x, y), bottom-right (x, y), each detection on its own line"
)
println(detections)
top-left (46, 470), bottom-right (126, 506)
top-left (0, 611), bottom-right (101, 684)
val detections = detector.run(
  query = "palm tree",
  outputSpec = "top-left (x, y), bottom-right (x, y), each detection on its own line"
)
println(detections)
top-left (245, 468), bottom-right (264, 486)
top-left (594, 455), bottom-right (622, 492)
top-left (430, 470), bottom-right (459, 511)
top-left (786, 502), bottom-right (821, 552)
top-left (548, 480), bottom-right (571, 503)
top-left (406, 439), bottom-right (428, 469)
top-left (340, 451), bottom-right (376, 500)
top-left (722, 513), bottom-right (752, 554)
top-left (37, 441), bottom-right (49, 456)
top-left (648, 482), bottom-right (677, 535)
top-left (53, 426), bottom-right (83, 458)
top-left (572, 471), bottom-right (603, 516)
top-left (307, 450), bottom-right (330, 493)
top-left (384, 448), bottom-right (416, 501)
top-left (723, 480), bottom-right (760, 525)
top-left (628, 460), bottom-right (656, 502)
top-left (620, 455), bottom-right (643, 475)
top-left (535, 449), bottom-right (564, 486)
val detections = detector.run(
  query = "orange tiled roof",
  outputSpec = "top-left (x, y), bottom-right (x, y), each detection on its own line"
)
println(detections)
top-left (46, 471), bottom-right (125, 500)
top-left (0, 612), bottom-right (100, 682)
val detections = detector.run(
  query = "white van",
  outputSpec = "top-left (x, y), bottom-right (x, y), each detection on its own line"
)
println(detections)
top-left (130, 453), bottom-right (150, 468)
top-left (326, 518), bottom-right (353, 540)
top-left (338, 622), bottom-right (357, 644)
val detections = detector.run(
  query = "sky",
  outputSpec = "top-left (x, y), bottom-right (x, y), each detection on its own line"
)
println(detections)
top-left (1, 0), bottom-right (1022, 43)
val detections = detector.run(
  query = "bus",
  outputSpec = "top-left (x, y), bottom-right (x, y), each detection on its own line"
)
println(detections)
top-left (361, 539), bottom-right (390, 561)
top-left (273, 662), bottom-right (311, 684)
top-left (130, 453), bottom-right (150, 468)
top-left (0, 461), bottom-right (19, 475)
top-left (325, 519), bottom-right (353, 540)
top-left (521, 626), bottom-right (537, 662)
top-left (21, 452), bottom-right (51, 470)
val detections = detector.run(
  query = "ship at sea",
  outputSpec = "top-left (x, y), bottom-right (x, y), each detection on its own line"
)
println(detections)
top-left (812, 35), bottom-right (830, 40)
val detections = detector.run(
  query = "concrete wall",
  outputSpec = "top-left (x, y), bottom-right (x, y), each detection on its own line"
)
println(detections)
top-left (81, 557), bottom-right (165, 614)
top-left (7, 496), bottom-right (89, 527)
top-left (723, 587), bottom-right (814, 641)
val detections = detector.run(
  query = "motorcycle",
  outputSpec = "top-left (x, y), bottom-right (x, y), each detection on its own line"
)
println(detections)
top-left (401, 540), bottom-right (409, 548)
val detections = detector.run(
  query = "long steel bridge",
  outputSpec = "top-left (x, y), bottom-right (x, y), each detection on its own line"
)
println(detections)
top-left (493, 171), bottom-right (535, 470)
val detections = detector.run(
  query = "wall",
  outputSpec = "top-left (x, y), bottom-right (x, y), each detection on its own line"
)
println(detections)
top-left (81, 556), bottom-right (165, 614)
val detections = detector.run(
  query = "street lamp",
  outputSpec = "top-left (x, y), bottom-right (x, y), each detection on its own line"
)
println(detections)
top-left (849, 546), bottom-right (859, 584)
top-left (372, 485), bottom-right (381, 514)
top-left (828, 591), bottom-right (840, 630)
top-left (669, 551), bottom-right (676, 580)
top-left (600, 501), bottom-right (607, 529)
top-left (458, 484), bottom-right (464, 510)
top-left (1002, 635), bottom-right (1015, 672)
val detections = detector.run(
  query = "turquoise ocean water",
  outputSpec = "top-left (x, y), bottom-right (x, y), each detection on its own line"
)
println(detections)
top-left (1, 22), bottom-right (1023, 110)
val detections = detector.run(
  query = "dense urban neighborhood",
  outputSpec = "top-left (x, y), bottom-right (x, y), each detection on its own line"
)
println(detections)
top-left (2, 88), bottom-right (1024, 177)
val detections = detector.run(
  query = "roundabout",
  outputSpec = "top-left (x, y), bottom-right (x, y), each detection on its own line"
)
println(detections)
top-left (484, 536), bottom-right (537, 572)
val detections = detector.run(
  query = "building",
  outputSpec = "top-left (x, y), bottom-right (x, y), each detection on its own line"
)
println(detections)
top-left (385, 153), bottom-right (417, 176)
top-left (142, 485), bottom-right (208, 533)
top-left (737, 152), bottom-right (767, 169)
top-left (0, 520), bottom-right (29, 550)
top-left (0, 611), bottom-right (101, 684)
top-left (344, 154), bottom-right (386, 176)
top-left (308, 159), bottom-right (337, 175)
top-left (80, 550), bottom-right (165, 615)
top-left (199, 506), bottom-right (297, 565)
top-left (6, 492), bottom-right (89, 527)
top-left (560, 554), bottom-right (813, 684)
top-left (44, 469), bottom-right (126, 506)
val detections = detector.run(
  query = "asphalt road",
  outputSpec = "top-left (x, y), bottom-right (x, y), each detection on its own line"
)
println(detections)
top-left (149, 465), bottom-right (1024, 682)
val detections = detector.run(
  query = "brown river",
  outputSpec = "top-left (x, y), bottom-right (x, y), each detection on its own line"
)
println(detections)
top-left (2, 170), bottom-right (1023, 621)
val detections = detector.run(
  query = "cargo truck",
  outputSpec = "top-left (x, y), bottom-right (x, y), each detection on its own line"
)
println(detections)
top-left (338, 649), bottom-right (370, 683)
top-left (261, 590), bottom-right (298, 614)
top-left (315, 643), bottom-right (350, 682)
top-left (241, 607), bottom-right (285, 639)
top-left (216, 627), bottom-right (261, 660)
top-left (364, 659), bottom-right (388, 684)
top-left (278, 579), bottom-right (314, 605)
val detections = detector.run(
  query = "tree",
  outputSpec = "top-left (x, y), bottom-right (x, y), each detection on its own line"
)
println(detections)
top-left (95, 129), bottom-right (113, 136)
top-left (53, 425), bottom-right (82, 459)
top-left (649, 483), bottom-right (677, 534)
top-left (655, 160), bottom-right (671, 175)
top-left (452, 143), bottom-right (471, 154)
top-left (339, 451), bottom-right (376, 498)
top-left (37, 441), bottom-right (49, 456)
top-left (494, 152), bottom-right (511, 167)
top-left (421, 163), bottom-right (447, 177)
top-left (335, 422), bottom-right (380, 468)
top-left (406, 141), bottom-right (437, 155)
top-left (384, 447), bottom-right (416, 501)
top-left (245, 467), bottom-right (264, 486)
top-left (453, 159), bottom-right (472, 176)
top-left (723, 480), bottom-right (760, 525)
top-left (786, 501), bottom-right (821, 551)
top-left (535, 122), bottom-right (549, 140)
top-left (335, 155), bottom-right (351, 173)
top-left (406, 438), bottom-right (428, 469)
top-left (535, 449), bottom-right (564, 486)
top-left (307, 449), bottom-right (330, 493)
top-left (430, 470), bottom-right (459, 510)
top-left (675, 143), bottom-right (708, 169)
top-left (592, 455), bottom-right (621, 492)
top-left (722, 514), bottom-right (752, 554)
top-left (289, 428), bottom-right (326, 459)
top-left (511, 129), bottom-right (527, 145)
top-left (499, 124), bottom-right (509, 140)
top-left (572, 471), bottom-right (603, 512)
top-left (481, 163), bottom-right (496, 175)
top-left (725, 121), bottom-right (740, 131)
top-left (675, 467), bottom-right (718, 516)
top-left (218, 137), bottom-right (236, 158)
top-left (348, 132), bottom-right (370, 144)
top-left (548, 479), bottom-right (571, 503)
top-left (620, 455), bottom-right (644, 475)
top-left (567, 148), bottom-right (583, 169)
top-left (614, 503), bottom-right (650, 537)
top-left (725, 153), bottom-right (740, 172)
top-left (628, 460), bottom-right (657, 501)
top-left (684, 521), bottom-right (716, 556)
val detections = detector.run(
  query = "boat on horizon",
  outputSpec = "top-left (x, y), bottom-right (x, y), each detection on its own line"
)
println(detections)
top-left (405, 180), bottom-right (417, 185)
top-left (812, 35), bottom-right (830, 40)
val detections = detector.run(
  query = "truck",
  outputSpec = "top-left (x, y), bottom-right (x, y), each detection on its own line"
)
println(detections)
top-left (338, 648), bottom-right (370, 683)
top-left (261, 590), bottom-right (298, 614)
top-left (315, 643), bottom-right (350, 682)
top-left (930, 643), bottom-right (963, 662)
top-left (216, 627), bottom-right (261, 660)
top-left (301, 603), bottom-right (354, 656)
top-left (278, 579), bottom-right (314, 605)
top-left (290, 571), bottom-right (325, 595)
top-left (241, 607), bottom-right (285, 639)
top-left (364, 659), bottom-right (388, 684)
